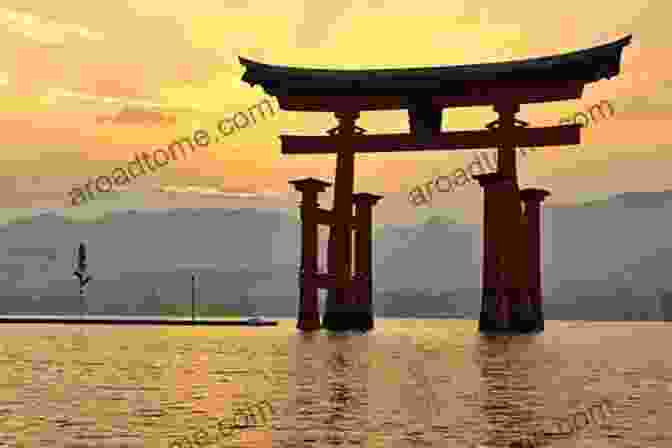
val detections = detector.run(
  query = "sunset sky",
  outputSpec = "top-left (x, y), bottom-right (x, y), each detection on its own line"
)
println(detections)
top-left (1, 0), bottom-right (669, 225)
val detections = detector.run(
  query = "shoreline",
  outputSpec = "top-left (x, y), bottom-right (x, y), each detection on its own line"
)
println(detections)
top-left (0, 316), bottom-right (278, 326)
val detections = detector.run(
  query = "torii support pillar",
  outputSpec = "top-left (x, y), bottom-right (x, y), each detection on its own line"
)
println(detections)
top-left (514, 207), bottom-right (535, 333)
top-left (353, 192), bottom-right (383, 331)
top-left (290, 177), bottom-right (332, 331)
top-left (474, 172), bottom-right (526, 333)
top-left (520, 188), bottom-right (551, 333)
top-left (322, 111), bottom-right (362, 332)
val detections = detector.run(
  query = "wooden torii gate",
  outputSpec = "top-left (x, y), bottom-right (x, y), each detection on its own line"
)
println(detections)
top-left (239, 35), bottom-right (631, 334)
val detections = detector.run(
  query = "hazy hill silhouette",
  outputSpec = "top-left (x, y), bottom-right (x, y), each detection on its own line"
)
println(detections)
top-left (0, 192), bottom-right (671, 319)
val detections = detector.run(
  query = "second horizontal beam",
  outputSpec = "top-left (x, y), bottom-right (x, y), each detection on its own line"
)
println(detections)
top-left (281, 124), bottom-right (582, 154)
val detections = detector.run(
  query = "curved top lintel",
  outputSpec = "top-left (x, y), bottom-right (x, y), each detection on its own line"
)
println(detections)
top-left (238, 35), bottom-right (632, 111)
top-left (239, 35), bottom-right (631, 85)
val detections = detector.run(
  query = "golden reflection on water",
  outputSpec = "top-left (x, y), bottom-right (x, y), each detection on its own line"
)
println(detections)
top-left (0, 320), bottom-right (668, 447)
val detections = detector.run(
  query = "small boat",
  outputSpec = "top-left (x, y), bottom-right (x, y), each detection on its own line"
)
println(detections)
top-left (246, 315), bottom-right (268, 324)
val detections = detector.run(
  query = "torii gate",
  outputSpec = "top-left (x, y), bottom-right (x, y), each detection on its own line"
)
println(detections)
top-left (239, 35), bottom-right (631, 334)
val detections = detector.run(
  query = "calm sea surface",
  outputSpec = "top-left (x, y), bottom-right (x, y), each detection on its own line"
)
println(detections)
top-left (0, 319), bottom-right (668, 447)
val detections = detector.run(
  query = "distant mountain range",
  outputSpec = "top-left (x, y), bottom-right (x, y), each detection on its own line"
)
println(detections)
top-left (1, 190), bottom-right (672, 320)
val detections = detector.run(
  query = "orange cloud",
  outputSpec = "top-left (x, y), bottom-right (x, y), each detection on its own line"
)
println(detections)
top-left (96, 107), bottom-right (176, 126)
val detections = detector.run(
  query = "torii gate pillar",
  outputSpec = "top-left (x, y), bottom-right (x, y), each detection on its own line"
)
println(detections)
top-left (474, 103), bottom-right (539, 334)
top-left (322, 112), bottom-right (364, 332)
top-left (353, 192), bottom-right (383, 331)
top-left (290, 177), bottom-right (332, 331)
top-left (520, 188), bottom-right (551, 333)
top-left (474, 173), bottom-right (523, 332)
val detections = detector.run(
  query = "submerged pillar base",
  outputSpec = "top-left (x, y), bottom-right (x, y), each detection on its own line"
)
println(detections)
top-left (321, 311), bottom-right (352, 332)
top-left (479, 288), bottom-right (543, 335)
top-left (323, 297), bottom-right (372, 332)
top-left (322, 287), bottom-right (355, 332)
top-left (297, 311), bottom-right (321, 331)
top-left (351, 302), bottom-right (374, 332)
